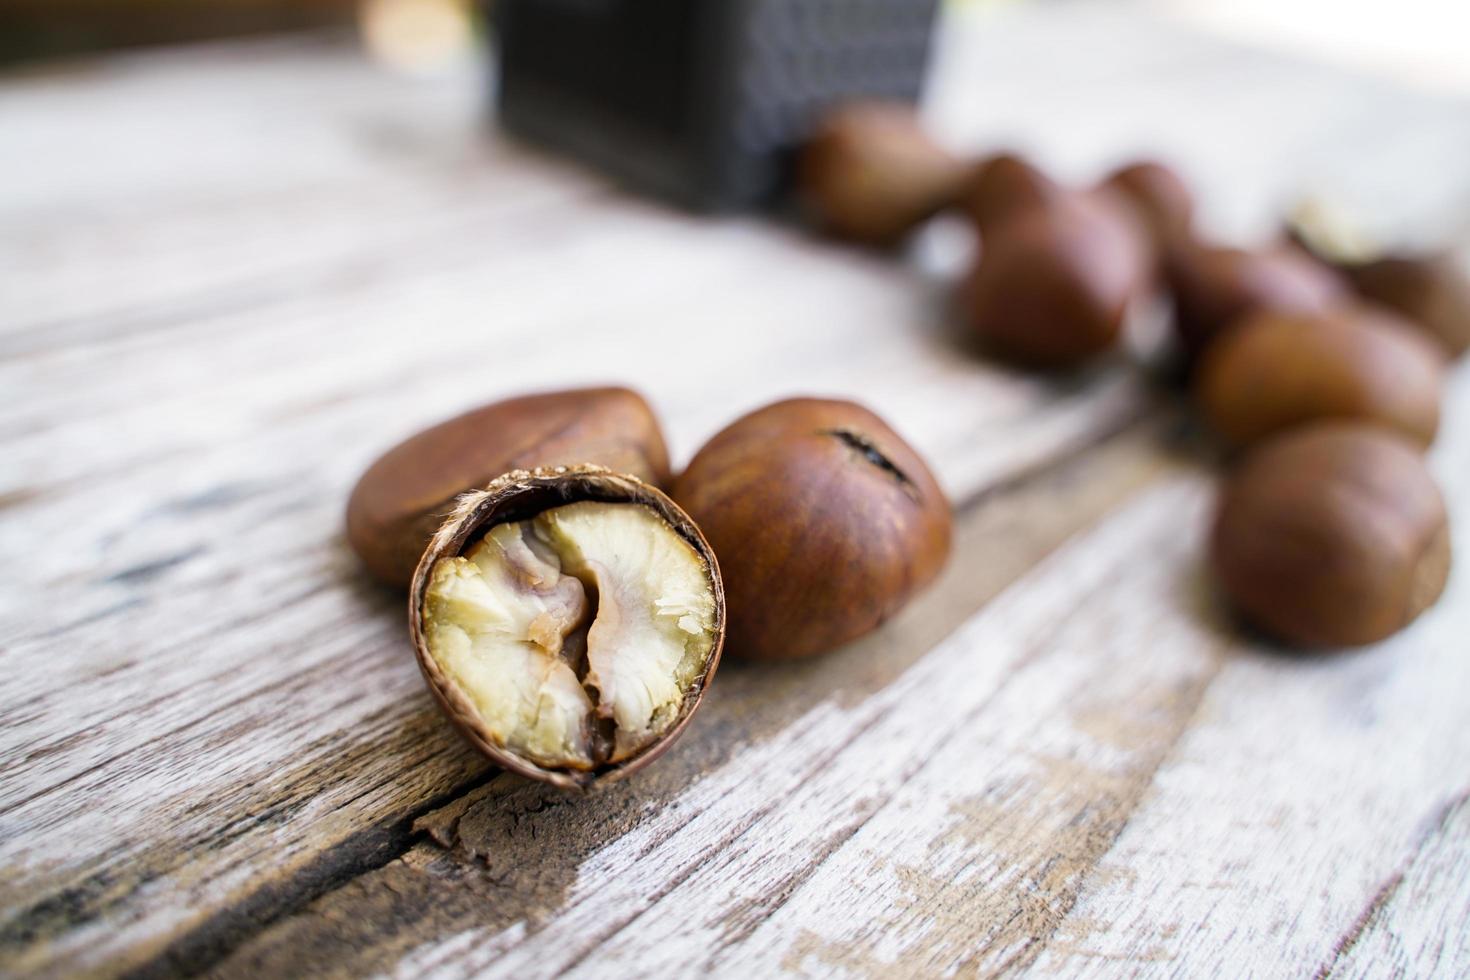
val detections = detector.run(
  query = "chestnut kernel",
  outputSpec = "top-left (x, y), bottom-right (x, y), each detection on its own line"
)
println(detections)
top-left (410, 466), bottom-right (725, 789)
top-left (797, 101), bottom-right (969, 247)
top-left (1197, 307), bottom-right (1443, 449)
top-left (1166, 243), bottom-right (1348, 361)
top-left (1211, 424), bottom-right (1450, 648)
top-left (346, 387), bottom-right (670, 588)
top-left (672, 398), bottom-right (951, 661)
top-left (961, 193), bottom-right (1148, 367)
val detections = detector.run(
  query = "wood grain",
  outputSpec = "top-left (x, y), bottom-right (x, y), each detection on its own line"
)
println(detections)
top-left (2, 3), bottom-right (1469, 977)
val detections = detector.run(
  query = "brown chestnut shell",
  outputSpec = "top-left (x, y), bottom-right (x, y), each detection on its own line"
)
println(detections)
top-left (1196, 307), bottom-right (1443, 450)
top-left (1166, 243), bottom-right (1348, 362)
top-left (962, 192), bottom-right (1148, 367)
top-left (797, 101), bottom-right (970, 247)
top-left (408, 466), bottom-right (726, 791)
top-left (1211, 424), bottom-right (1450, 648)
top-left (963, 153), bottom-right (1063, 232)
top-left (1342, 254), bottom-right (1470, 358)
top-left (672, 398), bottom-right (951, 661)
top-left (347, 387), bottom-right (671, 589)
top-left (1098, 159), bottom-right (1194, 251)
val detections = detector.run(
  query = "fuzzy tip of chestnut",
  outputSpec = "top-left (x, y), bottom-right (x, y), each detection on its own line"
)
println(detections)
top-left (962, 153), bottom-right (1063, 232)
top-left (410, 465), bottom-right (725, 791)
top-left (1196, 306), bottom-right (1443, 450)
top-left (961, 192), bottom-right (1149, 367)
top-left (1097, 158), bottom-right (1195, 259)
top-left (1211, 424), bottom-right (1450, 648)
top-left (797, 101), bottom-right (970, 247)
top-left (672, 398), bottom-right (952, 662)
top-left (346, 386), bottom-right (670, 589)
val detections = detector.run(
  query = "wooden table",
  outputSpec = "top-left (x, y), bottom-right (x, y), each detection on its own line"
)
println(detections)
top-left (4, 5), bottom-right (1470, 977)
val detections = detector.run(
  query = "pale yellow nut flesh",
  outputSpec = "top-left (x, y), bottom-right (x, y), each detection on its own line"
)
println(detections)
top-left (422, 501), bottom-right (717, 770)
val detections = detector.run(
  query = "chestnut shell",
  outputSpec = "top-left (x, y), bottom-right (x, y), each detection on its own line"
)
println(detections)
top-left (408, 466), bottom-right (726, 791)
top-left (1342, 254), bottom-right (1470, 358)
top-left (1166, 243), bottom-right (1348, 362)
top-left (963, 153), bottom-right (1063, 232)
top-left (962, 193), bottom-right (1147, 367)
top-left (797, 101), bottom-right (970, 246)
top-left (1098, 160), bottom-right (1194, 249)
top-left (672, 398), bottom-right (951, 661)
top-left (1197, 307), bottom-right (1443, 450)
top-left (346, 387), bottom-right (670, 588)
top-left (1211, 424), bottom-right (1450, 648)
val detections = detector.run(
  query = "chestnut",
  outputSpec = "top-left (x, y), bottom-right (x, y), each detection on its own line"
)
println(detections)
top-left (1340, 253), bottom-right (1470, 358)
top-left (961, 192), bottom-right (1148, 366)
top-left (672, 398), bottom-right (951, 661)
top-left (962, 153), bottom-right (1063, 233)
top-left (1098, 159), bottom-right (1194, 256)
top-left (796, 101), bottom-right (970, 247)
top-left (411, 466), bottom-right (724, 789)
top-left (1166, 242), bottom-right (1349, 362)
top-left (1196, 307), bottom-right (1443, 449)
top-left (346, 387), bottom-right (670, 588)
top-left (1211, 424), bottom-right (1450, 648)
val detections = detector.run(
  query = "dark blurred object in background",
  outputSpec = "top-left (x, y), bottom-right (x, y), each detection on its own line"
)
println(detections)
top-left (492, 0), bottom-right (941, 210)
top-left (0, 0), bottom-right (359, 66)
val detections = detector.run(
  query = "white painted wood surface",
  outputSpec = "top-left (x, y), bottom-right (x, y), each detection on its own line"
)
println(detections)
top-left (2, 5), bottom-right (1468, 977)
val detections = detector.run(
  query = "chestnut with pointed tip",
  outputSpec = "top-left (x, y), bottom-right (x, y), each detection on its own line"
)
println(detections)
top-left (1098, 159), bottom-right (1194, 257)
top-left (347, 387), bottom-right (670, 588)
top-left (963, 153), bottom-right (1063, 232)
top-left (961, 192), bottom-right (1148, 366)
top-left (1166, 243), bottom-right (1348, 362)
top-left (672, 398), bottom-right (951, 661)
top-left (1211, 424), bottom-right (1450, 648)
top-left (410, 466), bottom-right (725, 790)
top-left (797, 101), bottom-right (970, 247)
top-left (1197, 306), bottom-right (1442, 450)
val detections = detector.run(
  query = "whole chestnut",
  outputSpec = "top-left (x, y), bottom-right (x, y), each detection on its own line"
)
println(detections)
top-left (347, 387), bottom-right (670, 588)
top-left (1166, 242), bottom-right (1348, 361)
top-left (1197, 307), bottom-right (1443, 449)
top-left (961, 192), bottom-right (1148, 366)
top-left (411, 466), bottom-right (724, 789)
top-left (962, 153), bottom-right (1063, 232)
top-left (797, 101), bottom-right (970, 246)
top-left (672, 398), bottom-right (951, 661)
top-left (1098, 159), bottom-right (1194, 255)
top-left (1211, 424), bottom-right (1450, 648)
top-left (1340, 253), bottom-right (1470, 358)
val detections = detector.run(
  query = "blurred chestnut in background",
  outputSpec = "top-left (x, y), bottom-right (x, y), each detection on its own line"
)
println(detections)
top-left (673, 398), bottom-right (951, 661)
top-left (347, 387), bottom-right (670, 588)
top-left (1098, 159), bottom-right (1194, 258)
top-left (1196, 307), bottom-right (1443, 450)
top-left (1337, 254), bottom-right (1470, 358)
top-left (1211, 424), bottom-right (1450, 648)
top-left (1166, 242), bottom-right (1349, 362)
top-left (797, 101), bottom-right (970, 247)
top-left (961, 193), bottom-right (1148, 367)
top-left (962, 153), bottom-right (1063, 233)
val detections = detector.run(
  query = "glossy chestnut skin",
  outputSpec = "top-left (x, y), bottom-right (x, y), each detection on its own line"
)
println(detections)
top-left (1211, 424), bottom-right (1450, 648)
top-left (346, 387), bottom-right (670, 588)
top-left (672, 398), bottom-right (952, 661)
top-left (963, 153), bottom-right (1063, 233)
top-left (797, 101), bottom-right (970, 246)
top-left (1197, 307), bottom-right (1443, 450)
top-left (1098, 159), bottom-right (1194, 256)
top-left (1340, 254), bottom-right (1470, 358)
top-left (1166, 243), bottom-right (1349, 362)
top-left (961, 193), bottom-right (1148, 367)
top-left (409, 466), bottom-right (725, 790)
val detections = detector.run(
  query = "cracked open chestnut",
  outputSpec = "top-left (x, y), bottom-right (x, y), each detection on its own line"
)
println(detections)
top-left (797, 101), bottom-right (970, 247)
top-left (672, 398), bottom-right (951, 661)
top-left (1211, 424), bottom-right (1450, 648)
top-left (410, 466), bottom-right (724, 789)
top-left (1197, 306), bottom-right (1443, 450)
top-left (347, 387), bottom-right (670, 588)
